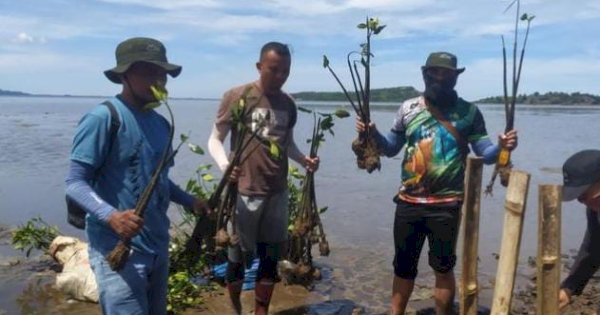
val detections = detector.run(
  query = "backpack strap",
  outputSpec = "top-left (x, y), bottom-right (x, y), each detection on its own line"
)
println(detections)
top-left (93, 101), bottom-right (120, 175)
top-left (423, 98), bottom-right (469, 157)
top-left (101, 100), bottom-right (120, 154)
top-left (66, 100), bottom-right (121, 230)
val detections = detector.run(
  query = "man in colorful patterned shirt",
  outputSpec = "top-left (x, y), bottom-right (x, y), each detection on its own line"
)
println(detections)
top-left (357, 51), bottom-right (518, 315)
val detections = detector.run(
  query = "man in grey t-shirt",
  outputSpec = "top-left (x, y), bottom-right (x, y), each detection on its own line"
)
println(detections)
top-left (207, 41), bottom-right (319, 315)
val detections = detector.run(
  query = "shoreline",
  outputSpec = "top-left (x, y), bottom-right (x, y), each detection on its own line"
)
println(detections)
top-left (2, 228), bottom-right (598, 315)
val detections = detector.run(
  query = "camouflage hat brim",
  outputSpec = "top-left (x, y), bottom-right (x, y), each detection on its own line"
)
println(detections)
top-left (421, 65), bottom-right (465, 74)
top-left (104, 60), bottom-right (182, 84)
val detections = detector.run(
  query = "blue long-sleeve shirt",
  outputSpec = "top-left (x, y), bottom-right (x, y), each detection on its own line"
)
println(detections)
top-left (65, 160), bottom-right (194, 223)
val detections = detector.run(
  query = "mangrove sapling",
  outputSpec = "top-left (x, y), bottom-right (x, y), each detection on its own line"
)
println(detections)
top-left (106, 85), bottom-right (180, 271)
top-left (171, 158), bottom-right (220, 270)
top-left (213, 88), bottom-right (277, 250)
top-left (323, 17), bottom-right (385, 173)
top-left (485, 0), bottom-right (534, 195)
top-left (183, 87), bottom-right (277, 265)
top-left (287, 107), bottom-right (348, 279)
top-left (11, 216), bottom-right (61, 257)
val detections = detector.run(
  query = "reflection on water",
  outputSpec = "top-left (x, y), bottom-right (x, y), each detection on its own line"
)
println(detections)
top-left (1, 96), bottom-right (600, 313)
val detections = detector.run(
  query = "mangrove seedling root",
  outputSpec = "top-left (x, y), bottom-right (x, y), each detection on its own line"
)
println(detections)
top-left (319, 241), bottom-right (330, 256)
top-left (499, 164), bottom-right (512, 187)
top-left (215, 228), bottom-right (230, 247)
top-left (106, 242), bottom-right (130, 271)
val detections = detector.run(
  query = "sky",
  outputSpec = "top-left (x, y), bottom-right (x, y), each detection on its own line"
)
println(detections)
top-left (1, 0), bottom-right (599, 100)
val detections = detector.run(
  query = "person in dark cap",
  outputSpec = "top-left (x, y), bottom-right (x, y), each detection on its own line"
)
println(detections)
top-left (357, 51), bottom-right (518, 314)
top-left (559, 150), bottom-right (600, 310)
top-left (65, 37), bottom-right (209, 314)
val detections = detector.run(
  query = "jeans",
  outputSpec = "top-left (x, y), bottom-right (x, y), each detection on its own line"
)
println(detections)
top-left (89, 247), bottom-right (169, 315)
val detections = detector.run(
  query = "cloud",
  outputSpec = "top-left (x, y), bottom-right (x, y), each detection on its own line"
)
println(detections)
top-left (14, 33), bottom-right (34, 44)
top-left (0, 0), bottom-right (598, 98)
top-left (97, 0), bottom-right (222, 10)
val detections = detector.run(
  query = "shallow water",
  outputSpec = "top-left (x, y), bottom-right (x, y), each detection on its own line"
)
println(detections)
top-left (1, 96), bottom-right (599, 314)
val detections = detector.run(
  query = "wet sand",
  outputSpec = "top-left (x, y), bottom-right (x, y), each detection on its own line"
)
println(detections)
top-left (4, 218), bottom-right (600, 315)
top-left (3, 240), bottom-right (600, 315)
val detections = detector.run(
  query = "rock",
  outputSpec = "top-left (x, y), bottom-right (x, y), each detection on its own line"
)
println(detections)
top-left (0, 257), bottom-right (21, 267)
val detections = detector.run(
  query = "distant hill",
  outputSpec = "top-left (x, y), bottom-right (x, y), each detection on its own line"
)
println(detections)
top-left (292, 86), bottom-right (421, 103)
top-left (477, 92), bottom-right (600, 105)
top-left (0, 89), bottom-right (30, 96)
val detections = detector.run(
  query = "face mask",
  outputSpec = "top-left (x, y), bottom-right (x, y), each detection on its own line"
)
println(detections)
top-left (423, 71), bottom-right (458, 107)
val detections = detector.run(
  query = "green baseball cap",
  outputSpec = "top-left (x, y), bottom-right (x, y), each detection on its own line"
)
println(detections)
top-left (104, 37), bottom-right (182, 84)
top-left (422, 51), bottom-right (465, 74)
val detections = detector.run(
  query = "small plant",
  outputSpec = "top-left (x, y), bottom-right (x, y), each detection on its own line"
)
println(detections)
top-left (168, 147), bottom-right (218, 314)
top-left (323, 17), bottom-right (385, 173)
top-left (286, 107), bottom-right (348, 281)
top-left (485, 0), bottom-right (534, 195)
top-left (11, 216), bottom-right (60, 257)
top-left (209, 86), bottom-right (278, 251)
top-left (166, 271), bottom-right (207, 314)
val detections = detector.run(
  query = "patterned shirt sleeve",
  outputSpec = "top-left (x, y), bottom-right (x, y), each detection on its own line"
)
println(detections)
top-left (468, 106), bottom-right (490, 142)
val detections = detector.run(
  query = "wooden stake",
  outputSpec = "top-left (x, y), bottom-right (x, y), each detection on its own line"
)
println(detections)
top-left (537, 185), bottom-right (562, 315)
top-left (490, 170), bottom-right (531, 315)
top-left (460, 157), bottom-right (484, 315)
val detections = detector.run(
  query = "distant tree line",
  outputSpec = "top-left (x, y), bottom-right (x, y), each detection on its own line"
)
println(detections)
top-left (292, 86), bottom-right (421, 103)
top-left (476, 91), bottom-right (600, 105)
top-left (3, 87), bottom-right (598, 105)
top-left (0, 89), bottom-right (29, 96)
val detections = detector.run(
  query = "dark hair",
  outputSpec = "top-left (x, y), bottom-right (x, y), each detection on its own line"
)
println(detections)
top-left (260, 41), bottom-right (291, 60)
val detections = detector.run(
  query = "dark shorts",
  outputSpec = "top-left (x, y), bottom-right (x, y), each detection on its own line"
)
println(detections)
top-left (393, 200), bottom-right (461, 279)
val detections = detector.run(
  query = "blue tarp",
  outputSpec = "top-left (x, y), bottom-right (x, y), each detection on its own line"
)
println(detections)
top-left (211, 258), bottom-right (260, 290)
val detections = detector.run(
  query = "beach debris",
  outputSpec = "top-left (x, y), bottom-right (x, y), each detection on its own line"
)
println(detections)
top-left (323, 17), bottom-right (385, 173)
top-left (485, 0), bottom-right (534, 195)
top-left (49, 236), bottom-right (98, 303)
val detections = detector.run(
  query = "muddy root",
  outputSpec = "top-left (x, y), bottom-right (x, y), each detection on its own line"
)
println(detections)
top-left (352, 135), bottom-right (381, 173)
top-left (214, 228), bottom-right (230, 248)
top-left (106, 242), bottom-right (130, 271)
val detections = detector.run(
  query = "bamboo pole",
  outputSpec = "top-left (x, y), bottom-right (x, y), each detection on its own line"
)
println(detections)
top-left (536, 185), bottom-right (562, 315)
top-left (460, 157), bottom-right (484, 315)
top-left (490, 170), bottom-right (531, 315)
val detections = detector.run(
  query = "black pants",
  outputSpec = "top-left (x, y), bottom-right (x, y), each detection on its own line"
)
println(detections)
top-left (393, 200), bottom-right (461, 279)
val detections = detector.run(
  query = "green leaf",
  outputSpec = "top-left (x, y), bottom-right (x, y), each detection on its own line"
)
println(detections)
top-left (298, 106), bottom-right (312, 113)
top-left (188, 143), bottom-right (204, 155)
top-left (320, 116), bottom-right (334, 131)
top-left (269, 141), bottom-right (281, 159)
top-left (322, 55), bottom-right (329, 68)
top-left (150, 85), bottom-right (168, 102)
top-left (201, 173), bottom-right (214, 182)
top-left (179, 133), bottom-right (189, 143)
top-left (334, 108), bottom-right (350, 118)
top-left (319, 206), bottom-right (328, 214)
top-left (143, 102), bottom-right (161, 110)
top-left (357, 23), bottom-right (367, 29)
top-left (197, 164), bottom-right (212, 171)
top-left (368, 17), bottom-right (380, 30)
top-left (374, 25), bottom-right (386, 35)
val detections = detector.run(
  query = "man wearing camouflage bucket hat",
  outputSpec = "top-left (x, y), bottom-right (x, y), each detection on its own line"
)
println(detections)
top-left (356, 51), bottom-right (518, 314)
top-left (66, 37), bottom-right (209, 314)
